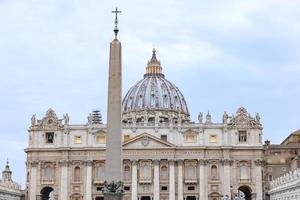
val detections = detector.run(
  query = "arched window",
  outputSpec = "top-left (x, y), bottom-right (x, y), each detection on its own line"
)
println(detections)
top-left (44, 166), bottom-right (53, 180)
top-left (74, 166), bottom-right (81, 182)
top-left (124, 165), bottom-right (130, 180)
top-left (240, 164), bottom-right (248, 180)
top-left (187, 164), bottom-right (195, 179)
top-left (160, 165), bottom-right (168, 179)
top-left (211, 165), bottom-right (218, 179)
top-left (95, 165), bottom-right (105, 180)
top-left (141, 165), bottom-right (151, 179)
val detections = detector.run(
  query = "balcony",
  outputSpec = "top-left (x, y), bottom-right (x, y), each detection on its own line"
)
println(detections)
top-left (139, 177), bottom-right (152, 184)
top-left (184, 178), bottom-right (198, 184)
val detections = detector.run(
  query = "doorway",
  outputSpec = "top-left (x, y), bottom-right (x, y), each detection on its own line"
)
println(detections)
top-left (187, 196), bottom-right (197, 200)
top-left (141, 196), bottom-right (151, 200)
top-left (40, 187), bottom-right (54, 200)
top-left (238, 186), bottom-right (252, 200)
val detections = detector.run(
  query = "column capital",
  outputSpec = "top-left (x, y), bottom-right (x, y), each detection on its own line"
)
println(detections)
top-left (84, 160), bottom-right (93, 167)
top-left (59, 160), bottom-right (70, 167)
top-left (168, 159), bottom-right (175, 165)
top-left (198, 159), bottom-right (208, 165)
top-left (254, 159), bottom-right (264, 166)
top-left (152, 159), bottom-right (160, 165)
top-left (30, 161), bottom-right (39, 167)
top-left (177, 159), bottom-right (184, 165)
top-left (221, 159), bottom-right (233, 166)
top-left (131, 159), bottom-right (138, 165)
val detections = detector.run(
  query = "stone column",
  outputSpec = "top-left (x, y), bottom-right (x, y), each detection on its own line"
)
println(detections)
top-left (222, 159), bottom-right (232, 199)
top-left (59, 160), bottom-right (69, 200)
top-left (254, 160), bottom-right (263, 200)
top-left (131, 160), bottom-right (138, 200)
top-left (169, 160), bottom-right (175, 200)
top-left (153, 160), bottom-right (160, 200)
top-left (177, 160), bottom-right (184, 200)
top-left (29, 161), bottom-right (38, 200)
top-left (85, 160), bottom-right (93, 200)
top-left (199, 159), bottom-right (207, 200)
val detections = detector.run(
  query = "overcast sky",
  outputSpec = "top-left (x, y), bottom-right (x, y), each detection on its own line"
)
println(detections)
top-left (0, 0), bottom-right (300, 187)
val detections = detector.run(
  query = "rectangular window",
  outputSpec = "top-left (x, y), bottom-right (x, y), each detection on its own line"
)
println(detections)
top-left (124, 186), bottom-right (130, 191)
top-left (209, 135), bottom-right (217, 143)
top-left (238, 131), bottom-right (247, 142)
top-left (96, 187), bottom-right (103, 191)
top-left (74, 136), bottom-right (82, 144)
top-left (123, 135), bottom-right (130, 142)
top-left (161, 186), bottom-right (168, 191)
top-left (187, 186), bottom-right (195, 191)
top-left (45, 132), bottom-right (54, 144)
top-left (161, 135), bottom-right (167, 141)
top-left (185, 134), bottom-right (196, 143)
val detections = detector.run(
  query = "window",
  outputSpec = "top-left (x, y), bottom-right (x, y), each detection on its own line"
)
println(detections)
top-left (95, 165), bottom-right (105, 180)
top-left (74, 136), bottom-right (82, 144)
top-left (211, 165), bottom-right (218, 179)
top-left (188, 186), bottom-right (195, 191)
top-left (240, 164), bottom-right (248, 180)
top-left (161, 135), bottom-right (167, 141)
top-left (45, 132), bottom-right (54, 144)
top-left (160, 166), bottom-right (168, 179)
top-left (44, 166), bottom-right (53, 180)
top-left (185, 134), bottom-right (196, 143)
top-left (74, 166), bottom-right (81, 182)
top-left (210, 135), bottom-right (217, 143)
top-left (187, 164), bottom-right (195, 179)
top-left (124, 186), bottom-right (130, 191)
top-left (96, 186), bottom-right (103, 191)
top-left (238, 131), bottom-right (247, 142)
top-left (161, 186), bottom-right (168, 191)
top-left (124, 165), bottom-right (130, 180)
top-left (96, 135), bottom-right (106, 144)
top-left (124, 135), bottom-right (130, 142)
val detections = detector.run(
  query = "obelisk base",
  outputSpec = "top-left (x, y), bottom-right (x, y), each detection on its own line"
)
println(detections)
top-left (104, 193), bottom-right (123, 200)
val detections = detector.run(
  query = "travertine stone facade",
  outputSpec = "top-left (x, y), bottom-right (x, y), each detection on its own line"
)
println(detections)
top-left (269, 168), bottom-right (300, 200)
top-left (25, 40), bottom-right (264, 200)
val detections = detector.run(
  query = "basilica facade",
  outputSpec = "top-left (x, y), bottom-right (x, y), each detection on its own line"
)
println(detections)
top-left (25, 49), bottom-right (264, 200)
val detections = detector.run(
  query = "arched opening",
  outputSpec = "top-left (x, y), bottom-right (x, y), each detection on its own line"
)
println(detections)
top-left (209, 192), bottom-right (221, 200)
top-left (238, 186), bottom-right (252, 200)
top-left (40, 186), bottom-right (54, 200)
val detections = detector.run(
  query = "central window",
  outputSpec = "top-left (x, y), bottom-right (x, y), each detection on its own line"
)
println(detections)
top-left (74, 136), bottom-right (82, 144)
top-left (209, 135), bottom-right (217, 143)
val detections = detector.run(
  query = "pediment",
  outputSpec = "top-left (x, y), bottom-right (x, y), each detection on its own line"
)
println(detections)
top-left (182, 129), bottom-right (198, 135)
top-left (123, 133), bottom-right (176, 148)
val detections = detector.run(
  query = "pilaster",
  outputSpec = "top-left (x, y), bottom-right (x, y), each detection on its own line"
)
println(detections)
top-left (169, 160), bottom-right (175, 200)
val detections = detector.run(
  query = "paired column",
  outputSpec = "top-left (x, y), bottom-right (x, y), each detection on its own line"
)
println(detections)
top-left (177, 160), bottom-right (184, 200)
top-left (85, 160), bottom-right (93, 200)
top-left (199, 159), bottom-right (207, 200)
top-left (131, 160), bottom-right (138, 200)
top-left (153, 160), bottom-right (160, 200)
top-left (59, 160), bottom-right (69, 200)
top-left (255, 160), bottom-right (263, 200)
top-left (169, 160), bottom-right (175, 200)
top-left (29, 161), bottom-right (38, 200)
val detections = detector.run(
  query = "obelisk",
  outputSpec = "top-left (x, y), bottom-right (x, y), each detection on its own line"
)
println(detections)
top-left (103, 8), bottom-right (124, 200)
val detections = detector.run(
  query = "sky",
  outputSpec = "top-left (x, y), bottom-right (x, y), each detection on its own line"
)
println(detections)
top-left (0, 0), bottom-right (300, 187)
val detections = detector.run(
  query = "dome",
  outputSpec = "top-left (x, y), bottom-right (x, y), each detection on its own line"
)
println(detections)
top-left (122, 49), bottom-right (189, 122)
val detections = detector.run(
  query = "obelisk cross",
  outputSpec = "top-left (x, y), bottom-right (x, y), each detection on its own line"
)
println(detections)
top-left (112, 7), bottom-right (122, 37)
